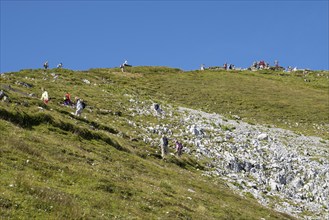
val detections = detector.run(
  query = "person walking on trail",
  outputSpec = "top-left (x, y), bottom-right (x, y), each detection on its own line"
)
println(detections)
top-left (75, 97), bottom-right (86, 116)
top-left (160, 135), bottom-right (169, 159)
top-left (41, 88), bottom-right (49, 104)
top-left (175, 140), bottom-right (183, 157)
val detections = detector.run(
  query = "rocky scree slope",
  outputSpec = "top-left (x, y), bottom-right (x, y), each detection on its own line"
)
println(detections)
top-left (125, 96), bottom-right (329, 219)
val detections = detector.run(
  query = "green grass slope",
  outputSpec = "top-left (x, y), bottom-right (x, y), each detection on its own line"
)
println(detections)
top-left (97, 67), bottom-right (328, 139)
top-left (1, 66), bottom-right (327, 219)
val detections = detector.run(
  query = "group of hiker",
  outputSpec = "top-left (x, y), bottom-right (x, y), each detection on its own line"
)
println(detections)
top-left (251, 60), bottom-right (270, 70)
top-left (41, 61), bottom-right (87, 116)
top-left (153, 103), bottom-right (185, 159)
top-left (43, 61), bottom-right (63, 70)
top-left (44, 60), bottom-right (130, 72)
top-left (223, 63), bottom-right (235, 70)
top-left (40, 89), bottom-right (182, 158)
top-left (40, 88), bottom-right (86, 116)
top-left (160, 135), bottom-right (184, 159)
top-left (42, 60), bottom-right (185, 158)
top-left (201, 60), bottom-right (285, 71)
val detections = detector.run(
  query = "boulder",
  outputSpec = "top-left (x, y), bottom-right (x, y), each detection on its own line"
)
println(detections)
top-left (257, 133), bottom-right (268, 140)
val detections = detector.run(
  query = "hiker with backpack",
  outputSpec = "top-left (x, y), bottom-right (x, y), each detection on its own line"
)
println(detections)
top-left (160, 135), bottom-right (169, 159)
top-left (75, 97), bottom-right (86, 116)
top-left (175, 140), bottom-right (183, 157)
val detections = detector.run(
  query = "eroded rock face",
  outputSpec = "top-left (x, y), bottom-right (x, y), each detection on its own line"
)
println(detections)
top-left (125, 98), bottom-right (329, 219)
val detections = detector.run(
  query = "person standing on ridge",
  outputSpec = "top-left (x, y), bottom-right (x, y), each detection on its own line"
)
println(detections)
top-left (223, 63), bottom-right (227, 70)
top-left (275, 60), bottom-right (279, 68)
top-left (43, 61), bottom-right (49, 70)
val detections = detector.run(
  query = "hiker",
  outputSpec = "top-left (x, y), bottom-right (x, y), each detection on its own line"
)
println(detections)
top-left (160, 135), bottom-right (169, 159)
top-left (153, 103), bottom-right (163, 115)
top-left (40, 88), bottom-right (49, 104)
top-left (175, 140), bottom-right (183, 157)
top-left (120, 59), bottom-right (131, 72)
top-left (223, 63), bottom-right (227, 70)
top-left (274, 60), bottom-right (279, 68)
top-left (120, 64), bottom-right (125, 72)
top-left (0, 90), bottom-right (9, 102)
top-left (154, 103), bottom-right (160, 111)
top-left (120, 60), bottom-right (126, 72)
top-left (252, 61), bottom-right (257, 69)
top-left (200, 64), bottom-right (205, 71)
top-left (190, 125), bottom-right (200, 136)
top-left (63, 92), bottom-right (72, 106)
top-left (57, 62), bottom-right (63, 69)
top-left (75, 97), bottom-right (86, 116)
top-left (43, 61), bottom-right (49, 70)
top-left (265, 62), bottom-right (270, 69)
top-left (0, 90), bottom-right (5, 100)
top-left (259, 60), bottom-right (265, 69)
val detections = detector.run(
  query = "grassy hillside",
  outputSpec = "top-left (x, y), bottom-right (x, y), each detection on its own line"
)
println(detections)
top-left (91, 67), bottom-right (328, 139)
top-left (1, 66), bottom-right (327, 219)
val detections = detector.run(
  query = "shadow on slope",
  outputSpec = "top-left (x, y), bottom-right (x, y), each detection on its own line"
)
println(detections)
top-left (0, 108), bottom-right (127, 152)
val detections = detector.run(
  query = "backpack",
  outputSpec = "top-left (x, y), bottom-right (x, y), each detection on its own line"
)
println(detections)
top-left (81, 102), bottom-right (86, 109)
top-left (162, 137), bottom-right (168, 146)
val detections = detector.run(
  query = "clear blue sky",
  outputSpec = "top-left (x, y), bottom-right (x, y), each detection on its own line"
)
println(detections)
top-left (1, 0), bottom-right (328, 73)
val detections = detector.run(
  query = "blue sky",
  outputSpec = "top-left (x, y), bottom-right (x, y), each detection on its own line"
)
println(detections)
top-left (1, 0), bottom-right (328, 73)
